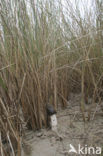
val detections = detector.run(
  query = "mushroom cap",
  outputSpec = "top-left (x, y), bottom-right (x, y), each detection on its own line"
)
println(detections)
top-left (46, 104), bottom-right (56, 116)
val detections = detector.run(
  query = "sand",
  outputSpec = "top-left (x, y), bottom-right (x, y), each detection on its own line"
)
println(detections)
top-left (21, 94), bottom-right (103, 156)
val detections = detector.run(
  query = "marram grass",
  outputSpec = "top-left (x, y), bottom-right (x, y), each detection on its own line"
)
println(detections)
top-left (0, 0), bottom-right (103, 155)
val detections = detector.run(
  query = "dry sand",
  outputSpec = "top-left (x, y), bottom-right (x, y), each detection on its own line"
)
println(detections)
top-left (21, 94), bottom-right (103, 156)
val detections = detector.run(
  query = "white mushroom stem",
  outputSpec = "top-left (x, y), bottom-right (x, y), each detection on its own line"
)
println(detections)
top-left (50, 114), bottom-right (57, 131)
top-left (50, 114), bottom-right (63, 140)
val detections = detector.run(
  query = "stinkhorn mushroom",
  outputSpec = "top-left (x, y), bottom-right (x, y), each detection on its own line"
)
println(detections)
top-left (46, 104), bottom-right (57, 131)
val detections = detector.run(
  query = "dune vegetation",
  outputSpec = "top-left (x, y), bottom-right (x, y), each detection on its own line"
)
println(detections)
top-left (0, 0), bottom-right (103, 155)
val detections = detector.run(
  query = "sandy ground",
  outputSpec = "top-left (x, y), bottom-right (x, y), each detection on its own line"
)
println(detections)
top-left (21, 94), bottom-right (103, 156)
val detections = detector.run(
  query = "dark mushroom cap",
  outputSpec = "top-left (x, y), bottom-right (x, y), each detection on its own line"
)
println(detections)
top-left (46, 104), bottom-right (57, 116)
